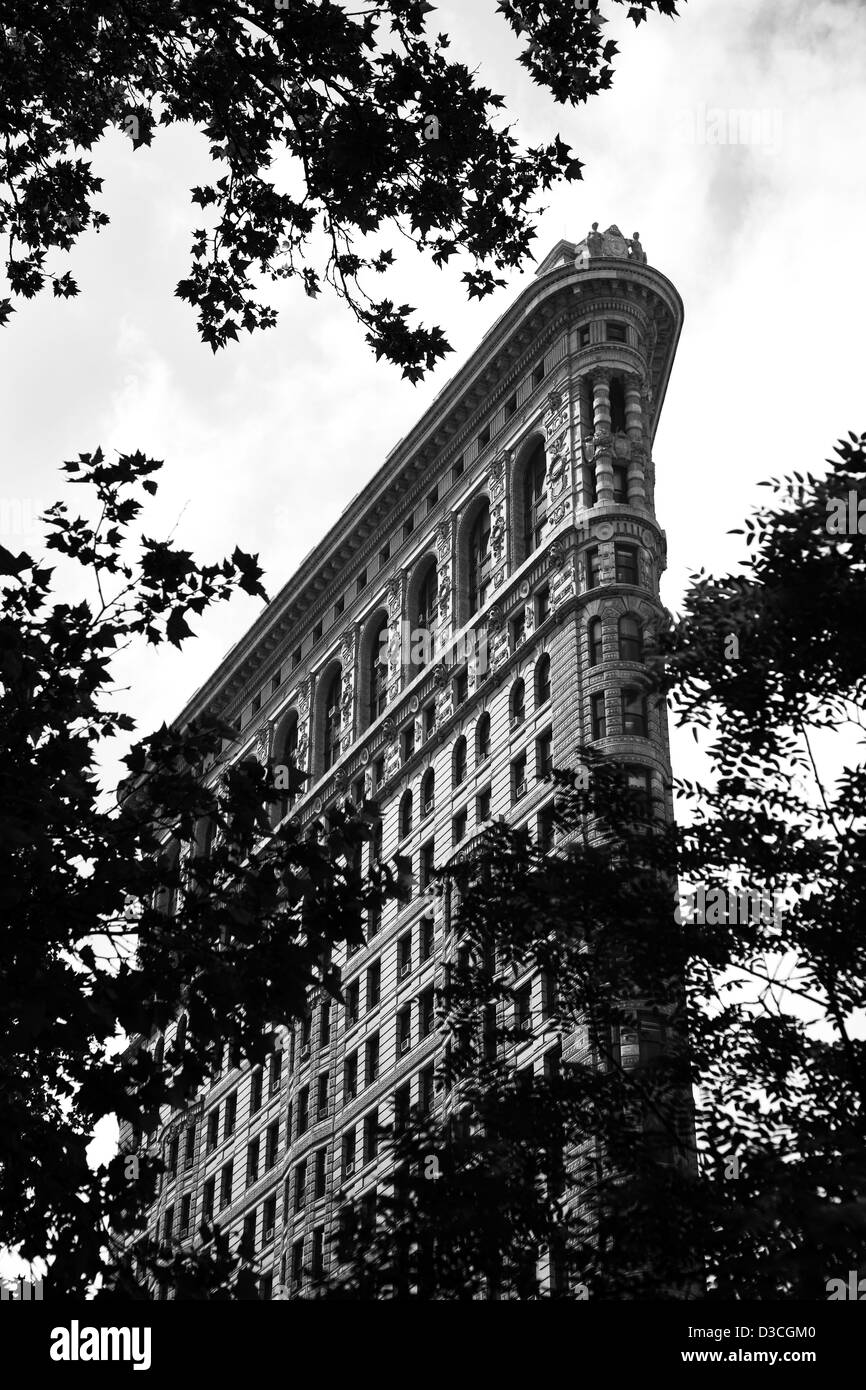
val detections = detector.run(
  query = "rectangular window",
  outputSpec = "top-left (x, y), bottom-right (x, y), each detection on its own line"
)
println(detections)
top-left (402, 724), bottom-right (415, 763)
top-left (246, 1136), bottom-right (260, 1187)
top-left (531, 360), bottom-right (545, 388)
top-left (394, 1082), bottom-right (411, 1133)
top-left (291, 646), bottom-right (301, 670)
top-left (606, 320), bottom-right (628, 343)
top-left (366, 960), bottom-right (381, 1010)
top-left (206, 1108), bottom-right (219, 1155)
top-left (420, 839), bottom-right (435, 891)
top-left (379, 541), bottom-right (390, 568)
top-left (283, 1174), bottom-right (291, 1224)
top-left (615, 544), bottom-right (638, 586)
top-left (452, 455), bottom-right (464, 481)
top-left (317, 1070), bottom-right (329, 1119)
top-left (342, 1128), bottom-right (356, 1179)
top-left (297, 1084), bottom-right (309, 1136)
top-left (397, 1007), bottom-right (412, 1055)
top-left (511, 752), bottom-right (527, 802)
top-left (313, 621), bottom-right (322, 642)
top-left (315, 1147), bottom-right (328, 1199)
top-left (591, 691), bottom-right (607, 740)
top-left (477, 786), bottom-right (491, 823)
top-left (515, 982), bottom-right (532, 1038)
top-left (454, 669), bottom-right (468, 707)
top-left (163, 1205), bottom-right (174, 1243)
top-left (272, 669), bottom-right (281, 693)
top-left (398, 931), bottom-right (412, 979)
top-left (419, 986), bottom-right (435, 1039)
top-left (334, 595), bottom-right (344, 620)
top-left (260, 1272), bottom-right (273, 1302)
top-left (578, 324), bottom-right (591, 348)
top-left (478, 422), bottom-right (491, 448)
top-left (373, 755), bottom-right (385, 791)
top-left (300, 1010), bottom-right (312, 1056)
top-left (250, 1066), bottom-right (263, 1115)
top-left (585, 547), bottom-right (601, 589)
top-left (403, 515), bottom-right (415, 541)
top-left (344, 1052), bottom-right (358, 1102)
top-left (180, 1192), bottom-right (192, 1237)
top-left (203, 1176), bottom-right (215, 1224)
top-left (427, 486), bottom-right (438, 513)
top-left (613, 464), bottom-right (629, 504)
top-left (419, 1063), bottom-right (435, 1116)
top-left (423, 703), bottom-right (436, 741)
top-left (292, 1238), bottom-right (304, 1288)
top-left (536, 728), bottom-right (553, 780)
top-left (345, 980), bottom-right (360, 1027)
top-left (363, 1109), bottom-right (379, 1164)
top-left (251, 691), bottom-right (261, 715)
top-left (223, 1091), bottom-right (237, 1142)
top-left (264, 1120), bottom-right (278, 1171)
top-left (320, 1001), bottom-right (331, 1048)
top-left (285, 1101), bottom-right (293, 1148)
top-left (505, 391), bottom-right (517, 419)
top-left (538, 803), bottom-right (555, 854)
top-left (269, 1051), bottom-right (282, 1095)
top-left (356, 568), bottom-right (367, 594)
top-left (535, 585), bottom-right (550, 624)
top-left (621, 688), bottom-right (648, 737)
top-left (365, 1032), bottom-right (380, 1086)
top-left (242, 1210), bottom-right (256, 1254)
top-left (294, 1159), bottom-right (307, 1213)
top-left (511, 611), bottom-right (525, 650)
top-left (263, 1195), bottom-right (276, 1245)
top-left (167, 1135), bottom-right (179, 1177)
top-left (312, 1226), bottom-right (325, 1281)
top-left (420, 914), bottom-right (435, 962)
top-left (220, 1160), bottom-right (233, 1210)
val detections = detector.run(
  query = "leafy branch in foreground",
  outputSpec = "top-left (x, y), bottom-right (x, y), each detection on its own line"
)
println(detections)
top-left (0, 0), bottom-right (681, 376)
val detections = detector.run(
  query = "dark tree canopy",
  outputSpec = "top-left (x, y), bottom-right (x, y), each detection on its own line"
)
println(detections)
top-left (0, 0), bottom-right (680, 376)
top-left (0, 450), bottom-right (394, 1297)
top-left (328, 433), bottom-right (866, 1301)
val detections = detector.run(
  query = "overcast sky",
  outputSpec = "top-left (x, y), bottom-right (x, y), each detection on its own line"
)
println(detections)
top-left (2, 0), bottom-right (864, 794)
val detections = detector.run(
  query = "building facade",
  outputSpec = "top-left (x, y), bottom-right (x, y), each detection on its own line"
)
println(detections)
top-left (128, 223), bottom-right (683, 1298)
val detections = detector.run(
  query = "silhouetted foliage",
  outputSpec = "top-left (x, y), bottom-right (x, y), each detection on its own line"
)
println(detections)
top-left (0, 450), bottom-right (393, 1297)
top-left (0, 0), bottom-right (680, 376)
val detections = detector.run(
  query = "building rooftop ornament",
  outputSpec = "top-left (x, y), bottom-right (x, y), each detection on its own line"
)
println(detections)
top-left (573, 223), bottom-right (647, 268)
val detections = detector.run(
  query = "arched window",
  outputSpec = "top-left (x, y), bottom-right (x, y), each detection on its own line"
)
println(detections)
top-left (589, 618), bottom-right (604, 667)
top-left (415, 559), bottom-right (437, 633)
top-left (618, 614), bottom-right (644, 663)
top-left (322, 667), bottom-right (342, 771)
top-left (468, 503), bottom-right (492, 615)
top-left (535, 653), bottom-right (551, 706)
top-left (476, 712), bottom-right (490, 764)
top-left (175, 1013), bottom-right (187, 1055)
top-left (522, 442), bottom-right (547, 557)
top-left (421, 767), bottom-right (435, 817)
top-left (510, 678), bottom-right (525, 726)
top-left (367, 613), bottom-right (389, 724)
top-left (271, 710), bottom-right (299, 825)
top-left (453, 736), bottom-right (467, 786)
top-left (399, 789), bottom-right (413, 838)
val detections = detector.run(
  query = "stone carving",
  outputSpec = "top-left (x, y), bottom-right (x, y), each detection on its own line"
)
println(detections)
top-left (487, 604), bottom-right (504, 632)
top-left (433, 661), bottom-right (450, 688)
top-left (577, 222), bottom-right (639, 265)
top-left (490, 517), bottom-right (506, 561)
top-left (254, 727), bottom-right (270, 763)
top-left (381, 715), bottom-right (397, 741)
top-left (387, 575), bottom-right (402, 617)
top-left (549, 540), bottom-right (565, 570)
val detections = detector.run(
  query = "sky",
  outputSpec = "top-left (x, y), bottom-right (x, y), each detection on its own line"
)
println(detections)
top-left (1, 0), bottom-right (864, 1285)
top-left (2, 0), bottom-right (864, 791)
